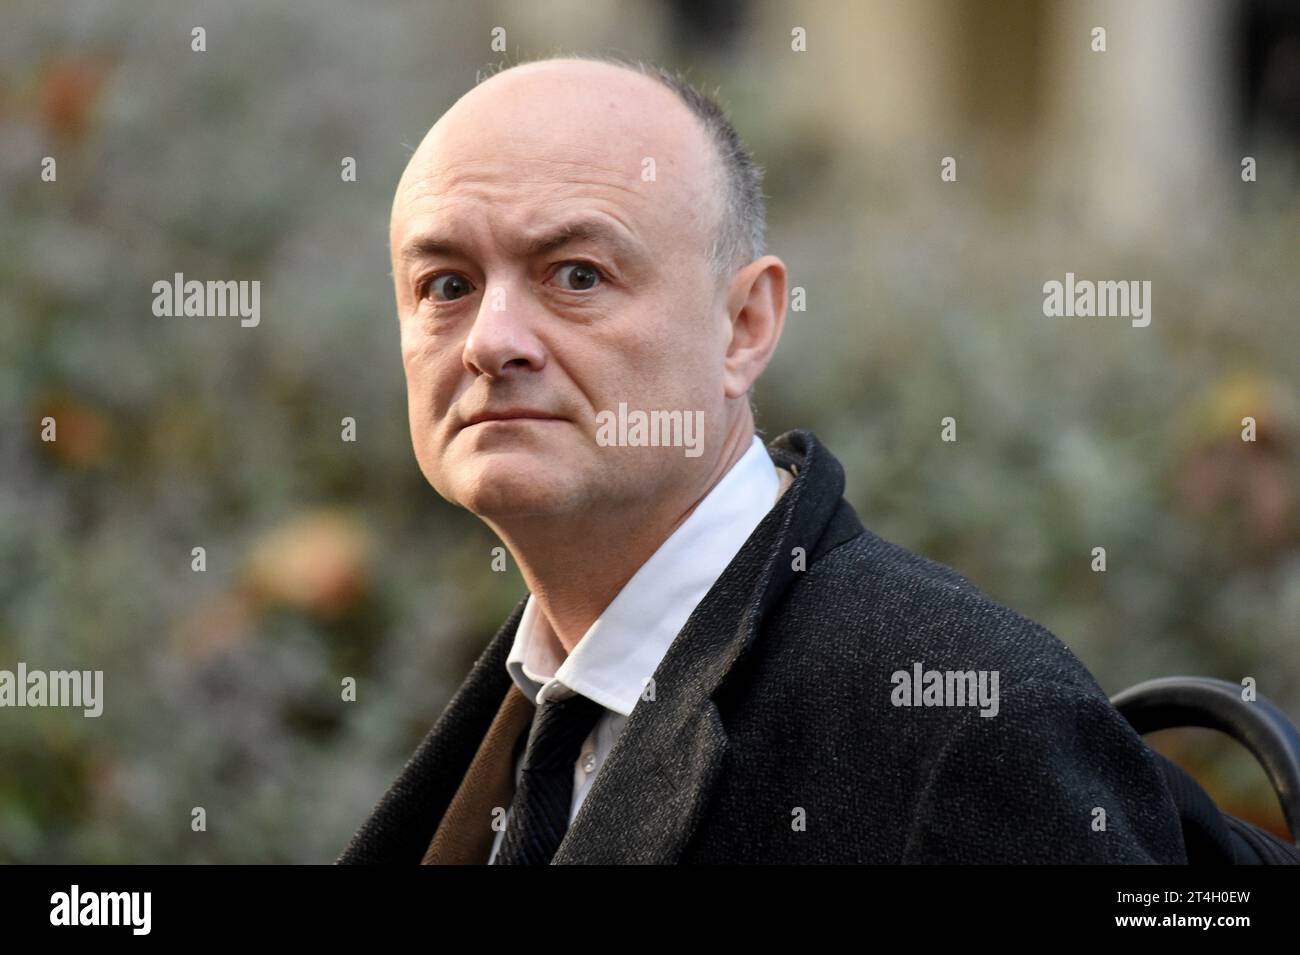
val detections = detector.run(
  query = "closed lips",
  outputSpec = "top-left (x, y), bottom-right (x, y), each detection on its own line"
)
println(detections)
top-left (464, 410), bottom-right (563, 426)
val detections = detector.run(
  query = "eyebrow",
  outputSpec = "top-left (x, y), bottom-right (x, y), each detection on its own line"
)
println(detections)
top-left (397, 218), bottom-right (646, 267)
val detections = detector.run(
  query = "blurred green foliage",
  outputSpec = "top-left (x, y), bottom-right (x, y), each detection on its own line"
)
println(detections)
top-left (1, 0), bottom-right (1296, 861)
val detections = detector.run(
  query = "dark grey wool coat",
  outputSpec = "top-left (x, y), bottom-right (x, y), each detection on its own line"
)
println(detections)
top-left (338, 429), bottom-right (1188, 864)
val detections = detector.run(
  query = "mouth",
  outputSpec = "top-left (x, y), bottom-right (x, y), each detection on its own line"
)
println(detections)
top-left (461, 409), bottom-right (566, 429)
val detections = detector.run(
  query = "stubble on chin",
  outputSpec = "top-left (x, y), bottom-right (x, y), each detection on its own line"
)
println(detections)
top-left (442, 447), bottom-right (594, 521)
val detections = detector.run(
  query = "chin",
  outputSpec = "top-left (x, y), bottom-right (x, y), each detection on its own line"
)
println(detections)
top-left (441, 442), bottom-right (584, 518)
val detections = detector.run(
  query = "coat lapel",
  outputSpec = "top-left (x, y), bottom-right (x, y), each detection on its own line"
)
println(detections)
top-left (551, 430), bottom-right (863, 863)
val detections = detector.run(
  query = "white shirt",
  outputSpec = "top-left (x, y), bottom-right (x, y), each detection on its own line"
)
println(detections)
top-left (487, 434), bottom-right (785, 863)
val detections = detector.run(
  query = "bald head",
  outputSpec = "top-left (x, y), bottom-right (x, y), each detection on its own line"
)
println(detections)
top-left (395, 56), bottom-right (762, 279)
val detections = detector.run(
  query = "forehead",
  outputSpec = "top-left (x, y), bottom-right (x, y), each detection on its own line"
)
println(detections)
top-left (391, 62), bottom-right (720, 261)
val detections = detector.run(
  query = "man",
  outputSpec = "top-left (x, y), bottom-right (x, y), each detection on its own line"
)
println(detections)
top-left (338, 55), bottom-right (1188, 864)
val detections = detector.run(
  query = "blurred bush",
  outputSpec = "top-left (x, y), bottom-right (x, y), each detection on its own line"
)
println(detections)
top-left (0, 0), bottom-right (1296, 860)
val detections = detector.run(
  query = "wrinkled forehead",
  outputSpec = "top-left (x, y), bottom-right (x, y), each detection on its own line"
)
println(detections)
top-left (390, 64), bottom-right (721, 261)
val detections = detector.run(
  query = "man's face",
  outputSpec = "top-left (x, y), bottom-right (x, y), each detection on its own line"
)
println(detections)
top-left (390, 61), bottom-right (735, 520)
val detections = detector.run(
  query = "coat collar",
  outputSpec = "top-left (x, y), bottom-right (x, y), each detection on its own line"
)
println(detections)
top-left (551, 428), bottom-right (863, 863)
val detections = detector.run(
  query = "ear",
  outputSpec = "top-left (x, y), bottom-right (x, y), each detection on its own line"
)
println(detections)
top-left (722, 255), bottom-right (788, 399)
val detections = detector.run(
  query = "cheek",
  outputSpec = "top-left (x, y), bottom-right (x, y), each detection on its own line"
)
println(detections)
top-left (633, 304), bottom-right (724, 403)
top-left (400, 330), bottom-right (460, 435)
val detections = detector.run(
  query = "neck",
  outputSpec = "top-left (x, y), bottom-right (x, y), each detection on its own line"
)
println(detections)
top-left (485, 416), bottom-right (755, 654)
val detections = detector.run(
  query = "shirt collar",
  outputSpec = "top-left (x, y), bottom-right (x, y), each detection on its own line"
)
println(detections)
top-left (505, 434), bottom-right (783, 716)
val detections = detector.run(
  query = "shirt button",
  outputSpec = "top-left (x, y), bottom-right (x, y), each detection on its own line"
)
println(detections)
top-left (582, 752), bottom-right (598, 773)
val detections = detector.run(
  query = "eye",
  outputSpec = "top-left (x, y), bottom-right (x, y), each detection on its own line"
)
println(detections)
top-left (553, 262), bottom-right (604, 291)
top-left (421, 272), bottom-right (476, 302)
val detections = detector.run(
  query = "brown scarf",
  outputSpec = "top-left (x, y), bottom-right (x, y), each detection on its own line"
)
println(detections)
top-left (421, 684), bottom-right (535, 864)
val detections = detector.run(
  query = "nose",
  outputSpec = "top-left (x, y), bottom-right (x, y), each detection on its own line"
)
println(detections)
top-left (461, 281), bottom-right (546, 379)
